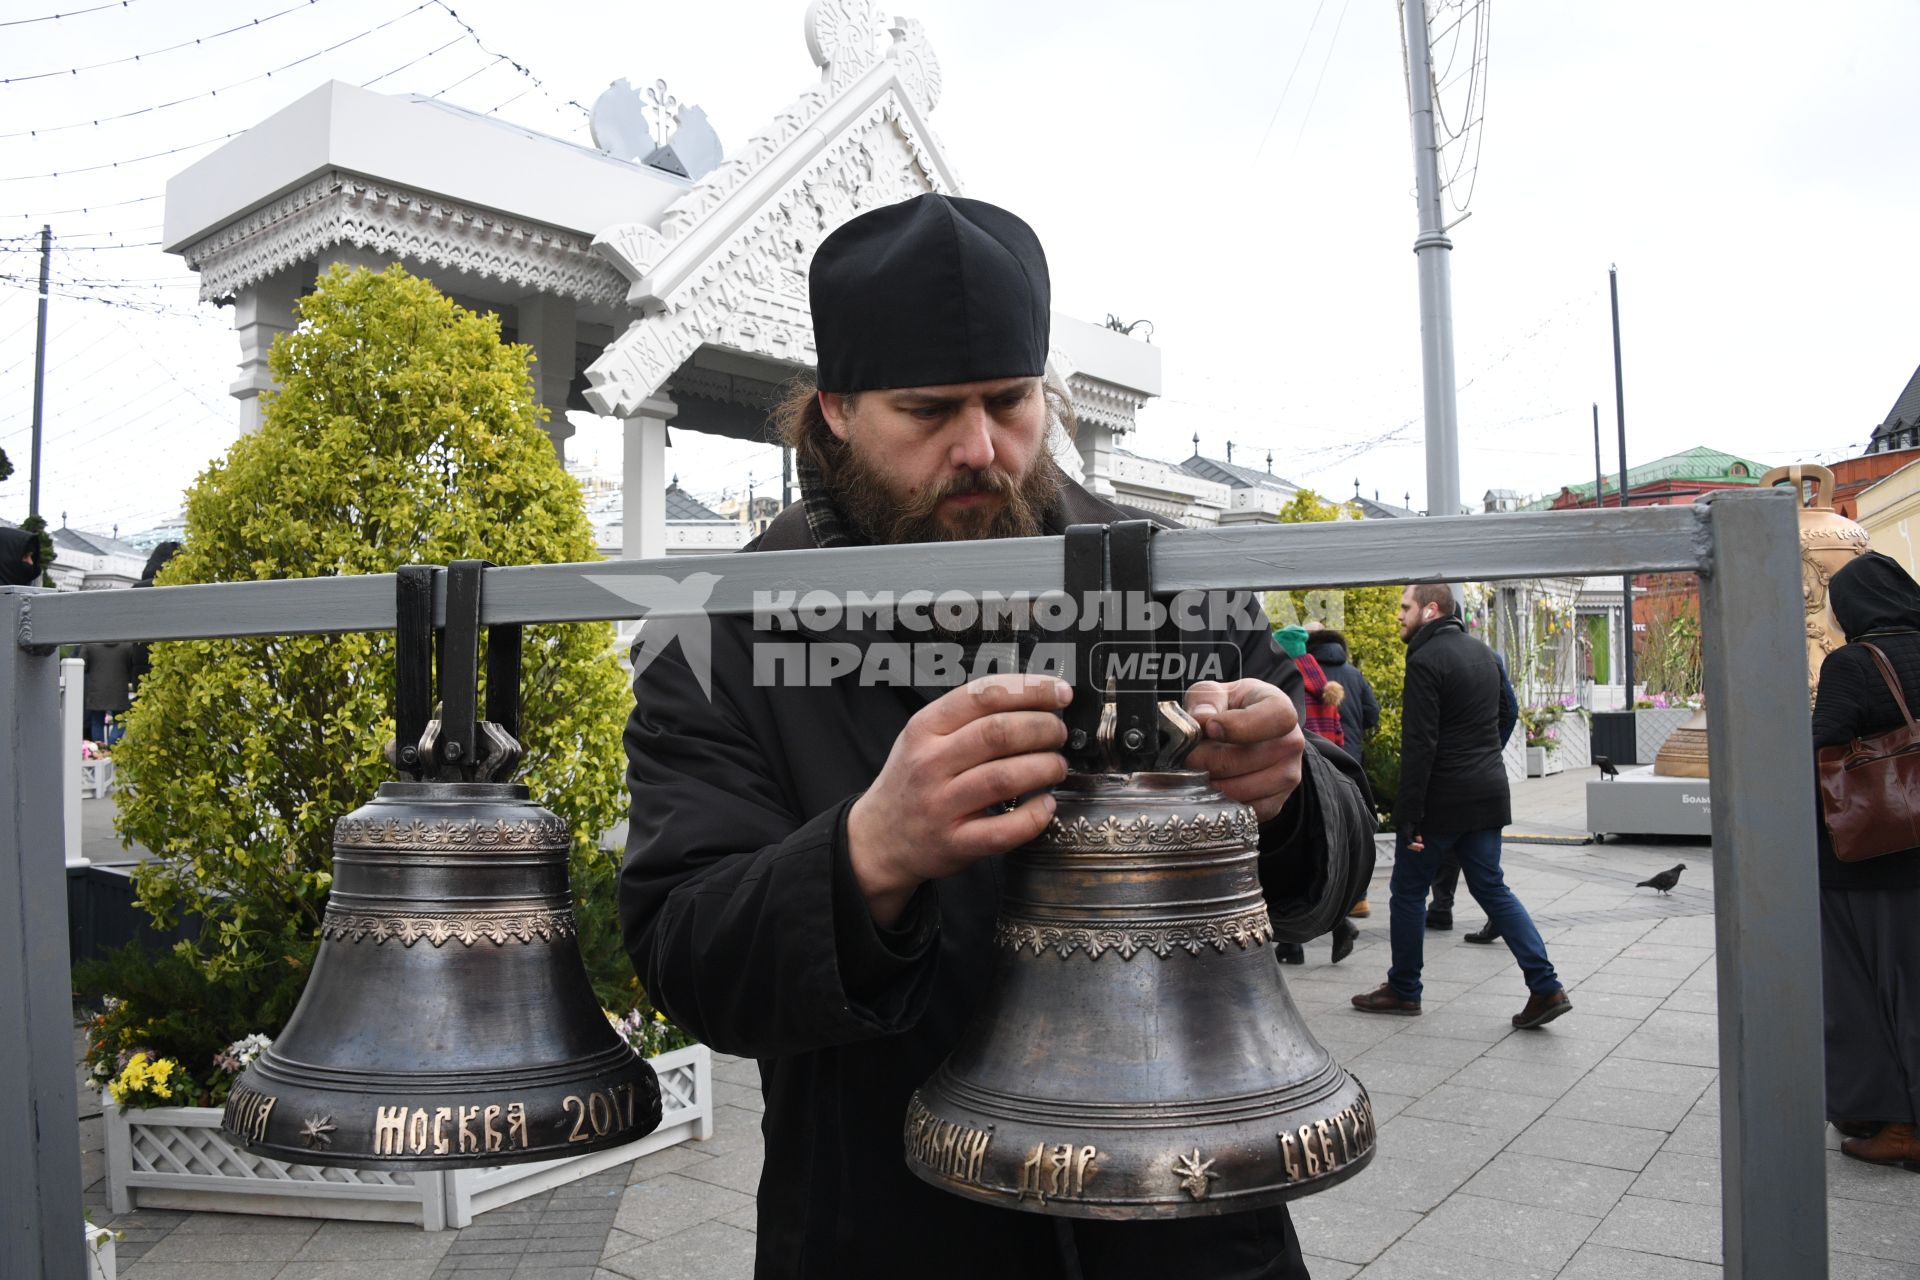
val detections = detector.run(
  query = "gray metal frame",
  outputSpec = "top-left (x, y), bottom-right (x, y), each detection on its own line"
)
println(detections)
top-left (3, 493), bottom-right (1824, 1278)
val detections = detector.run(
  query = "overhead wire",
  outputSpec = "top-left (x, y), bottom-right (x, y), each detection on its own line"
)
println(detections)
top-left (1286, 0), bottom-right (1353, 164)
top-left (2, 0), bottom-right (326, 84)
top-left (1251, 0), bottom-right (1327, 164)
top-left (427, 0), bottom-right (589, 120)
top-left (0, 0), bottom-right (438, 140)
top-left (0, 133), bottom-right (240, 183)
top-left (2, 1), bottom-right (143, 27)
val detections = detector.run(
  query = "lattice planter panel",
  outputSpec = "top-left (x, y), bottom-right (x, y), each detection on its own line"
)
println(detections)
top-left (104, 1044), bottom-right (712, 1231)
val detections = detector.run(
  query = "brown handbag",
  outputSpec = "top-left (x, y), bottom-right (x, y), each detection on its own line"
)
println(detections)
top-left (1817, 642), bottom-right (1920, 861)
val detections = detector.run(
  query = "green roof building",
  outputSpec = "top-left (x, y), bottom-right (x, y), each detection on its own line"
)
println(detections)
top-left (1521, 446), bottom-right (1767, 511)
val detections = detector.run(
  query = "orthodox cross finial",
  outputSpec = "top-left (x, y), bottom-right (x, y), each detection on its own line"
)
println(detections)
top-left (1191, 432), bottom-right (1199, 454)
top-left (1226, 442), bottom-right (1234, 464)
top-left (1353, 478), bottom-right (1361, 497)
top-left (1405, 491), bottom-right (1412, 510)
top-left (1266, 450), bottom-right (1273, 474)
top-left (643, 79), bottom-right (679, 148)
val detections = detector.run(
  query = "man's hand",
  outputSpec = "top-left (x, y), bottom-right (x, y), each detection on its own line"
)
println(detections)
top-left (847, 675), bottom-right (1071, 926)
top-left (1182, 679), bottom-right (1306, 823)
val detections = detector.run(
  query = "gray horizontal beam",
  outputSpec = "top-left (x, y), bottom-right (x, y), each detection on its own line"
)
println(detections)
top-left (18, 502), bottom-right (1719, 647)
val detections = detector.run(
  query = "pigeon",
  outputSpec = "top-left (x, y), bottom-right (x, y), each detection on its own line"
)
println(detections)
top-left (1636, 863), bottom-right (1687, 894)
top-left (1595, 755), bottom-right (1618, 780)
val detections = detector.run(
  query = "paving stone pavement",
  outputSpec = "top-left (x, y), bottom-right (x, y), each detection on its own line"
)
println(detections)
top-left (82, 767), bottom-right (1920, 1279)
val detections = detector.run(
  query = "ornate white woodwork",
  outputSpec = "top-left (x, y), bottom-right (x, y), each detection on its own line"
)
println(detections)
top-left (584, 2), bottom-right (956, 417)
top-left (181, 172), bottom-right (630, 309)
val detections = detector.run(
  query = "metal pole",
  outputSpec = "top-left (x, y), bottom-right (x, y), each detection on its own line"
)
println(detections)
top-left (1611, 265), bottom-right (1634, 700)
top-left (1698, 491), bottom-right (1827, 1278)
top-left (1402, 0), bottom-right (1461, 527)
top-left (1592, 402), bottom-right (1610, 689)
top-left (29, 224), bottom-right (51, 519)
top-left (60, 656), bottom-right (86, 866)
top-left (782, 445), bottom-right (792, 510)
top-left (0, 591), bottom-right (87, 1279)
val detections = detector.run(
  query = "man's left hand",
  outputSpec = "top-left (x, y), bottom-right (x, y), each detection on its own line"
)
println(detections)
top-left (1182, 679), bottom-right (1306, 823)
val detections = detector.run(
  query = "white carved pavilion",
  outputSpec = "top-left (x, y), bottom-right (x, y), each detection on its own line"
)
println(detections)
top-left (161, 1), bottom-right (1162, 560)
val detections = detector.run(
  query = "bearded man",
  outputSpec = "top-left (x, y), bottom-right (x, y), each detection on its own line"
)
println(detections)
top-left (619, 193), bottom-right (1373, 1278)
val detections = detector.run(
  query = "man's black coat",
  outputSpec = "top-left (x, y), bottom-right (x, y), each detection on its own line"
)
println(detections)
top-left (1396, 615), bottom-right (1511, 836)
top-left (619, 480), bottom-right (1374, 1278)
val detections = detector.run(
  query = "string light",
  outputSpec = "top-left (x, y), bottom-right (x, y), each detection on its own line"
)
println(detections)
top-left (2, 0), bottom-right (325, 85)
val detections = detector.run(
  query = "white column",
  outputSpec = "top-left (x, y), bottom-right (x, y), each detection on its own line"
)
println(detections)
top-left (59, 658), bottom-right (85, 867)
top-left (1076, 420), bottom-right (1118, 498)
top-left (228, 271), bottom-right (301, 435)
top-left (622, 396), bottom-right (675, 561)
top-left (516, 295), bottom-right (578, 461)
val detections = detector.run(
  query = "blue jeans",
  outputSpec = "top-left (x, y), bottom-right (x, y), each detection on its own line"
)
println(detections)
top-left (1389, 827), bottom-right (1560, 1001)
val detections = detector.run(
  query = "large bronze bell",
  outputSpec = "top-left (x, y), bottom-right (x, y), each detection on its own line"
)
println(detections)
top-left (905, 526), bottom-right (1374, 1221)
top-left (905, 711), bottom-right (1372, 1217)
top-left (223, 563), bottom-right (661, 1168)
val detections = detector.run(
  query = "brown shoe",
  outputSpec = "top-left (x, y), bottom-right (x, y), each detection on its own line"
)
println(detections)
top-left (1512, 988), bottom-right (1571, 1029)
top-left (1347, 899), bottom-right (1371, 919)
top-left (1351, 984), bottom-right (1421, 1016)
top-left (1842, 1122), bottom-right (1920, 1172)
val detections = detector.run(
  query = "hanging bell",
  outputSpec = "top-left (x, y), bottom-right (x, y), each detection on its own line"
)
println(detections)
top-left (222, 563), bottom-right (661, 1168)
top-left (903, 698), bottom-right (1374, 1218)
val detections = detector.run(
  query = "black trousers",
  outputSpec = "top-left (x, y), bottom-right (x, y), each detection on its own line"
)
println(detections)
top-left (1822, 885), bottom-right (1920, 1126)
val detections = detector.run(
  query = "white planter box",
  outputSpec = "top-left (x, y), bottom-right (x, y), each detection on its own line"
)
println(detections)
top-left (1525, 746), bottom-right (1564, 778)
top-left (105, 1044), bottom-right (712, 1231)
top-left (86, 1223), bottom-right (115, 1280)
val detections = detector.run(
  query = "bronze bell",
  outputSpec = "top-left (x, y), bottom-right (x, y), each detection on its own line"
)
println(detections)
top-left (904, 697), bottom-right (1374, 1218)
top-left (223, 562), bottom-right (661, 1168)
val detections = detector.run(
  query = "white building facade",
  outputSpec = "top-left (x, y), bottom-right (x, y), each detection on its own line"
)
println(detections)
top-left (161, 2), bottom-right (1162, 562)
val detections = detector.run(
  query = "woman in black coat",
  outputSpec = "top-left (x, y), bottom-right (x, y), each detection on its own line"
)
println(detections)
top-left (1813, 551), bottom-right (1920, 1171)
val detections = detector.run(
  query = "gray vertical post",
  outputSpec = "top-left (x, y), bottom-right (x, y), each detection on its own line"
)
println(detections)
top-left (1698, 491), bottom-right (1827, 1279)
top-left (1612, 265), bottom-right (1635, 700)
top-left (0, 590), bottom-right (87, 1279)
top-left (1401, 0), bottom-right (1461, 526)
top-left (29, 224), bottom-right (51, 519)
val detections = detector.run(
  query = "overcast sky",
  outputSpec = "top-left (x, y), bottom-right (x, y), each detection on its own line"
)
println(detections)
top-left (2, 0), bottom-right (1916, 537)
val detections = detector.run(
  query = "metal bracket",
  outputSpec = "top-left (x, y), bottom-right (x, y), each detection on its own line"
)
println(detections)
top-left (1059, 521), bottom-right (1202, 775)
top-left (390, 561), bottom-right (523, 783)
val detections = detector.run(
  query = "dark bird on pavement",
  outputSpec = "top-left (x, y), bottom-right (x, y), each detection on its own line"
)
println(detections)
top-left (1595, 756), bottom-right (1618, 780)
top-left (1637, 864), bottom-right (1687, 894)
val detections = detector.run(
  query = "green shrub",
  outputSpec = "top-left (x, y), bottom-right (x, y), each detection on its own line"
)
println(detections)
top-left (109, 264), bottom-right (641, 1068)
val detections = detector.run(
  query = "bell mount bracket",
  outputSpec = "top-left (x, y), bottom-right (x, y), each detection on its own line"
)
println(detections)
top-left (1060, 521), bottom-right (1203, 775)
top-left (392, 560), bottom-right (523, 783)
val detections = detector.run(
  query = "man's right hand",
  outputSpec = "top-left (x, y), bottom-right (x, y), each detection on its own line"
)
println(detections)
top-left (847, 675), bottom-right (1072, 927)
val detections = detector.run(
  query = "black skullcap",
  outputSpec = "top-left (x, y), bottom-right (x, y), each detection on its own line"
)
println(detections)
top-left (809, 193), bottom-right (1050, 393)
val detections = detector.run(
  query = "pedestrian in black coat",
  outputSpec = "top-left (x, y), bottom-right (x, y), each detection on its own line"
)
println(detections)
top-left (1350, 584), bottom-right (1568, 1028)
top-left (619, 195), bottom-right (1375, 1279)
top-left (1813, 551), bottom-right (1920, 1170)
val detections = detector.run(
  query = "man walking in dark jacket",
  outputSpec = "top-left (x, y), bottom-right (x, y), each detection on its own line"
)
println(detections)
top-left (1351, 584), bottom-right (1570, 1027)
top-left (620, 194), bottom-right (1375, 1279)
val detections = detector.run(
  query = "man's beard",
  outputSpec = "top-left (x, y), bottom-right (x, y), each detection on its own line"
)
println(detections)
top-left (826, 441), bottom-right (1064, 647)
top-left (830, 443), bottom-right (1063, 547)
